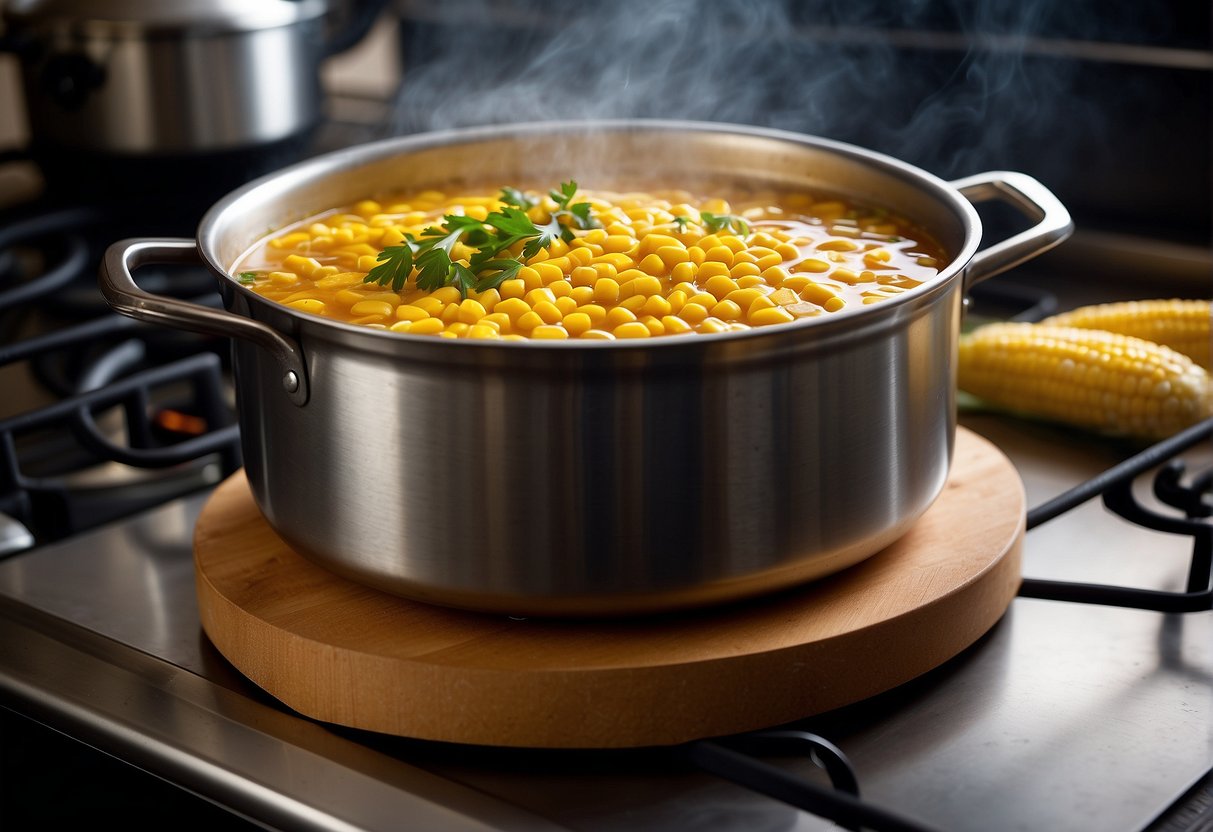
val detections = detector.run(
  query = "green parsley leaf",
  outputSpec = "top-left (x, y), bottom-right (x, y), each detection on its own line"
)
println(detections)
top-left (363, 182), bottom-right (600, 298)
top-left (472, 258), bottom-right (524, 292)
top-left (700, 212), bottom-right (751, 236)
top-left (365, 245), bottom-right (415, 291)
top-left (671, 216), bottom-right (690, 231)
top-left (499, 187), bottom-right (537, 210)
top-left (237, 271), bottom-right (258, 284)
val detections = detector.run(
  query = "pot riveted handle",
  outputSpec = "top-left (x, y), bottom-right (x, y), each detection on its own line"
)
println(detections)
top-left (951, 171), bottom-right (1073, 292)
top-left (99, 238), bottom-right (309, 406)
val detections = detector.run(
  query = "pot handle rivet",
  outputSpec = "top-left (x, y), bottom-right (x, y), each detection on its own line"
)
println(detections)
top-left (98, 237), bottom-right (311, 407)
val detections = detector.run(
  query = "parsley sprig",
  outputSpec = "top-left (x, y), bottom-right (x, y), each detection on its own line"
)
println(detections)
top-left (700, 212), bottom-right (750, 235)
top-left (363, 181), bottom-right (600, 297)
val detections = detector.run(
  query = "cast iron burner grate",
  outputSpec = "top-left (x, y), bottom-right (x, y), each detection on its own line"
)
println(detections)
top-left (678, 414), bottom-right (1213, 832)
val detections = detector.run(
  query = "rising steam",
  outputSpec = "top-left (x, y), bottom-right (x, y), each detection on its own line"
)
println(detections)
top-left (388, 0), bottom-right (1114, 181)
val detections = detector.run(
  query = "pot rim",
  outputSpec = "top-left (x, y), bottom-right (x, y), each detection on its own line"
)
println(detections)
top-left (197, 118), bottom-right (983, 351)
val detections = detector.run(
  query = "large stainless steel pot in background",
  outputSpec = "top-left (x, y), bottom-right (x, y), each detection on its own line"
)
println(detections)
top-left (99, 121), bottom-right (1071, 616)
top-left (0, 0), bottom-right (388, 201)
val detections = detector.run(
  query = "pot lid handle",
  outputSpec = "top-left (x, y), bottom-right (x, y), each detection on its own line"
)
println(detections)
top-left (100, 238), bottom-right (309, 407)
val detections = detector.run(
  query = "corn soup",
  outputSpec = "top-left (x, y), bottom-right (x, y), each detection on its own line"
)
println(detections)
top-left (233, 185), bottom-right (948, 341)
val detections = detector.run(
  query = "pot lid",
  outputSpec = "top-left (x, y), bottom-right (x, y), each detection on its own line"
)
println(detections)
top-left (3, 0), bottom-right (328, 35)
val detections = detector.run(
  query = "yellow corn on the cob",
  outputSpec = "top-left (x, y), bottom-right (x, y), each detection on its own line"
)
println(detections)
top-left (958, 323), bottom-right (1212, 440)
top-left (1041, 298), bottom-right (1211, 370)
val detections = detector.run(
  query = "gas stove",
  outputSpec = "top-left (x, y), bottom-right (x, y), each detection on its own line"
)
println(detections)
top-left (1, 4), bottom-right (1212, 829)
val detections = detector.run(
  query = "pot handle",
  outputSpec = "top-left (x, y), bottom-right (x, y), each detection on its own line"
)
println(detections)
top-left (951, 171), bottom-right (1073, 292)
top-left (100, 238), bottom-right (309, 406)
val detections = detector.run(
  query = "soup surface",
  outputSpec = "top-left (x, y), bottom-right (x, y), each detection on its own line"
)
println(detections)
top-left (233, 184), bottom-right (948, 340)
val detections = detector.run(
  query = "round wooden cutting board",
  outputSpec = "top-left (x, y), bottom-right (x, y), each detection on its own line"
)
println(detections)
top-left (194, 427), bottom-right (1024, 749)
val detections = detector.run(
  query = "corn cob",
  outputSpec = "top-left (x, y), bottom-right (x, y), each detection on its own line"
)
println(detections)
top-left (1041, 298), bottom-right (1211, 370)
top-left (957, 323), bottom-right (1212, 440)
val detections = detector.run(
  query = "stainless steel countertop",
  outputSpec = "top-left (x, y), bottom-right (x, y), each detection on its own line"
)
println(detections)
top-left (0, 406), bottom-right (1209, 831)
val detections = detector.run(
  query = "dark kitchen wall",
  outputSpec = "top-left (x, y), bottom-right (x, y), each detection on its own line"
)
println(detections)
top-left (391, 0), bottom-right (1211, 247)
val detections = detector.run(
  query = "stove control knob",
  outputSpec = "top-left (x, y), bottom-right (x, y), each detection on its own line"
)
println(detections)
top-left (40, 52), bottom-right (106, 111)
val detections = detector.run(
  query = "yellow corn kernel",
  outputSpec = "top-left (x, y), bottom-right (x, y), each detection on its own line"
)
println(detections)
top-left (517, 266), bottom-right (544, 290)
top-left (533, 262), bottom-right (566, 284)
top-left (666, 289), bottom-right (688, 313)
top-left (1040, 299), bottom-right (1212, 370)
top-left (661, 315), bottom-right (693, 335)
top-left (579, 304), bottom-right (607, 325)
top-left (405, 317), bottom-right (445, 335)
top-left (748, 295), bottom-right (776, 315)
top-left (499, 278), bottom-right (526, 299)
top-left (566, 246), bottom-right (596, 265)
top-left (629, 275), bottom-right (663, 297)
top-left (282, 254), bottom-right (323, 277)
top-left (637, 233), bottom-right (682, 257)
top-left (595, 252), bottom-right (636, 271)
top-left (571, 266), bottom-right (598, 287)
top-left (606, 307), bottom-right (638, 327)
top-left (515, 311), bottom-right (543, 332)
top-left (638, 253), bottom-right (667, 276)
top-left (287, 298), bottom-right (325, 314)
top-left (603, 234), bottom-right (636, 253)
top-left (592, 262), bottom-right (619, 280)
top-left (641, 316), bottom-right (665, 336)
top-left (445, 322), bottom-right (471, 336)
top-left (792, 258), bottom-right (831, 273)
top-left (563, 312), bottom-right (593, 336)
top-left (483, 312), bottom-right (513, 333)
top-left (670, 261), bottom-right (697, 283)
top-left (426, 286), bottom-right (459, 305)
top-left (357, 255), bottom-right (381, 272)
top-left (958, 323), bottom-right (1213, 440)
top-left (767, 241), bottom-right (800, 261)
top-left (411, 297), bottom-right (445, 315)
top-left (593, 278), bottom-right (621, 304)
top-left (724, 288), bottom-right (764, 309)
top-left (710, 299), bottom-right (743, 321)
top-left (269, 231), bottom-right (310, 249)
top-left (469, 288), bottom-right (501, 310)
top-left (532, 300), bottom-right (563, 324)
top-left (350, 300), bottom-right (393, 318)
top-left (697, 261), bottom-right (732, 281)
top-left (642, 295), bottom-right (672, 318)
top-left (313, 271), bottom-right (363, 289)
top-left (656, 246), bottom-right (690, 270)
top-left (531, 324), bottom-right (569, 340)
top-left (454, 298), bottom-right (484, 324)
top-left (467, 323), bottom-right (501, 340)
top-left (750, 306), bottom-right (796, 327)
top-left (686, 246), bottom-right (707, 265)
top-left (569, 285), bottom-right (595, 305)
top-left (548, 280), bottom-right (573, 299)
top-left (525, 287), bottom-right (556, 307)
top-left (800, 283), bottom-right (840, 307)
top-left (703, 275), bottom-right (739, 300)
top-left (729, 261), bottom-right (761, 279)
top-left (697, 317), bottom-right (729, 334)
top-left (704, 245), bottom-right (735, 266)
top-left (614, 321), bottom-right (651, 339)
top-left (620, 294), bottom-right (648, 312)
top-left (679, 302), bottom-right (709, 324)
top-left (580, 329), bottom-right (616, 340)
top-left (267, 271), bottom-right (298, 286)
top-left (824, 296), bottom-right (846, 312)
top-left (762, 265), bottom-right (790, 286)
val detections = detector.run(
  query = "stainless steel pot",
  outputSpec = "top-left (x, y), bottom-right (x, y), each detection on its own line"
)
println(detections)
top-left (99, 121), bottom-right (1072, 616)
top-left (0, 0), bottom-right (387, 201)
